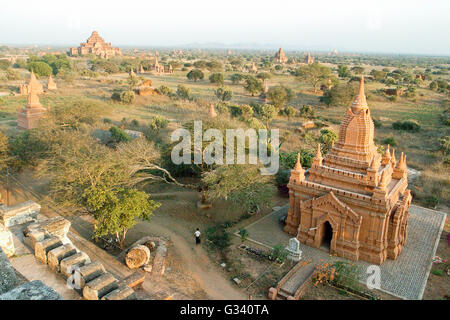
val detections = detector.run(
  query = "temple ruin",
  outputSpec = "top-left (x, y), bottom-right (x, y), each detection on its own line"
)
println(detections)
top-left (305, 52), bottom-right (314, 64)
top-left (274, 47), bottom-right (288, 64)
top-left (69, 31), bottom-right (121, 58)
top-left (284, 77), bottom-right (412, 265)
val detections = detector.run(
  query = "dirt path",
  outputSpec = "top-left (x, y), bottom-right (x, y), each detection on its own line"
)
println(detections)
top-left (134, 214), bottom-right (248, 300)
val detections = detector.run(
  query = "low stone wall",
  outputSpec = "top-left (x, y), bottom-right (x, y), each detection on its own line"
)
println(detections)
top-left (0, 201), bottom-right (40, 227)
top-left (0, 248), bottom-right (19, 295)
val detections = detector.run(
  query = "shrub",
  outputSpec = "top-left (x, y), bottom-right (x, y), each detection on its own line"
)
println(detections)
top-left (6, 68), bottom-right (20, 80)
top-left (382, 136), bottom-right (397, 147)
top-left (246, 117), bottom-right (265, 130)
top-left (119, 91), bottom-right (135, 104)
top-left (392, 120), bottom-right (420, 131)
top-left (28, 61), bottom-right (52, 77)
top-left (206, 225), bottom-right (231, 250)
top-left (237, 228), bottom-right (249, 243)
top-left (431, 269), bottom-right (443, 276)
top-left (209, 73), bottom-right (224, 86)
top-left (373, 118), bottom-right (382, 128)
top-left (157, 85), bottom-right (172, 96)
top-left (424, 195), bottom-right (439, 208)
top-left (149, 115), bottom-right (169, 132)
top-left (109, 126), bottom-right (131, 143)
top-left (299, 105), bottom-right (315, 119)
top-left (176, 85), bottom-right (191, 100)
top-left (268, 244), bottom-right (289, 263)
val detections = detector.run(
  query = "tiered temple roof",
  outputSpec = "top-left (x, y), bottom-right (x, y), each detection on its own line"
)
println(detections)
top-left (69, 31), bottom-right (121, 58)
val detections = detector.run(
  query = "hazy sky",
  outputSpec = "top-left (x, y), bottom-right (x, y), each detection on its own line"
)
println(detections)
top-left (1, 0), bottom-right (449, 55)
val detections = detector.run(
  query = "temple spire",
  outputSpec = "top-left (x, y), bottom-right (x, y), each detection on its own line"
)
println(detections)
top-left (294, 153), bottom-right (303, 171)
top-left (351, 76), bottom-right (368, 113)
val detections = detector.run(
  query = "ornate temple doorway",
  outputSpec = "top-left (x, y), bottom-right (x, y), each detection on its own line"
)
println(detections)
top-left (320, 221), bottom-right (333, 251)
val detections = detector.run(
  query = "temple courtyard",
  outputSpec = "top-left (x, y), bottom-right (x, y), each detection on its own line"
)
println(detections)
top-left (237, 204), bottom-right (447, 300)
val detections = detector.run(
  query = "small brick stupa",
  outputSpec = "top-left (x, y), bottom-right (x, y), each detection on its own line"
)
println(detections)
top-left (17, 72), bottom-right (46, 130)
top-left (284, 77), bottom-right (411, 265)
top-left (47, 74), bottom-right (57, 90)
top-left (19, 70), bottom-right (43, 95)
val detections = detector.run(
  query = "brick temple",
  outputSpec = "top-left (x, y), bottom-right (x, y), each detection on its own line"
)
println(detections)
top-left (69, 31), bottom-right (121, 58)
top-left (274, 47), bottom-right (288, 64)
top-left (284, 77), bottom-right (412, 264)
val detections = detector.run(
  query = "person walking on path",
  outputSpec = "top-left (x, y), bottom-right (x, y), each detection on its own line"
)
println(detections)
top-left (194, 228), bottom-right (201, 245)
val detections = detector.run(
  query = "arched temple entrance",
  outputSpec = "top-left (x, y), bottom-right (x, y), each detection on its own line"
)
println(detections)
top-left (320, 221), bottom-right (333, 250)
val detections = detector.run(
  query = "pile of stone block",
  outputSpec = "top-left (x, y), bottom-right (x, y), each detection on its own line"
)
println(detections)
top-left (0, 200), bottom-right (41, 257)
top-left (23, 216), bottom-right (139, 300)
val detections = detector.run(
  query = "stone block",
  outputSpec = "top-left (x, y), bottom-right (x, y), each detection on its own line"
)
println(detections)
top-left (0, 280), bottom-right (61, 300)
top-left (78, 261), bottom-right (106, 288)
top-left (60, 251), bottom-right (91, 278)
top-left (34, 236), bottom-right (63, 264)
top-left (117, 272), bottom-right (145, 289)
top-left (83, 273), bottom-right (118, 300)
top-left (0, 248), bottom-right (19, 295)
top-left (268, 287), bottom-right (277, 300)
top-left (47, 243), bottom-right (77, 272)
top-left (0, 224), bottom-right (15, 257)
top-left (101, 285), bottom-right (136, 300)
top-left (0, 201), bottom-right (40, 227)
top-left (24, 216), bottom-right (70, 240)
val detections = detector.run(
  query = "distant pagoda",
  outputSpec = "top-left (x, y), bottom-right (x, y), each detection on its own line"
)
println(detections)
top-left (69, 31), bottom-right (121, 58)
top-left (274, 47), bottom-right (288, 64)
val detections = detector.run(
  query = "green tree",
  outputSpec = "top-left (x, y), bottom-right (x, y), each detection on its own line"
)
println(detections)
top-left (230, 73), bottom-right (244, 85)
top-left (176, 85), bottom-right (191, 100)
top-left (120, 91), bottom-right (135, 104)
top-left (256, 72), bottom-right (271, 81)
top-left (319, 129), bottom-right (338, 152)
top-left (84, 187), bottom-right (160, 248)
top-left (321, 82), bottom-right (358, 107)
top-left (243, 76), bottom-right (263, 96)
top-left (238, 228), bottom-right (249, 244)
top-left (260, 104), bottom-right (277, 128)
top-left (351, 66), bottom-right (365, 75)
top-left (214, 87), bottom-right (232, 102)
top-left (209, 73), bottom-right (224, 86)
top-left (202, 165), bottom-right (275, 215)
top-left (295, 63), bottom-right (331, 93)
top-left (28, 61), bottom-right (52, 77)
top-left (187, 68), bottom-right (204, 81)
top-left (337, 65), bottom-right (351, 78)
top-left (267, 85), bottom-right (294, 109)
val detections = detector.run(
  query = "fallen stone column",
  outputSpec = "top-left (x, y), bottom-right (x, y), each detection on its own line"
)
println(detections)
top-left (47, 243), bottom-right (77, 272)
top-left (0, 224), bottom-right (15, 257)
top-left (78, 261), bottom-right (106, 288)
top-left (117, 272), bottom-right (145, 289)
top-left (60, 251), bottom-right (91, 278)
top-left (125, 245), bottom-right (150, 269)
top-left (152, 241), bottom-right (168, 276)
top-left (0, 201), bottom-right (40, 227)
top-left (83, 273), bottom-right (118, 300)
top-left (34, 236), bottom-right (63, 264)
top-left (101, 285), bottom-right (136, 300)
